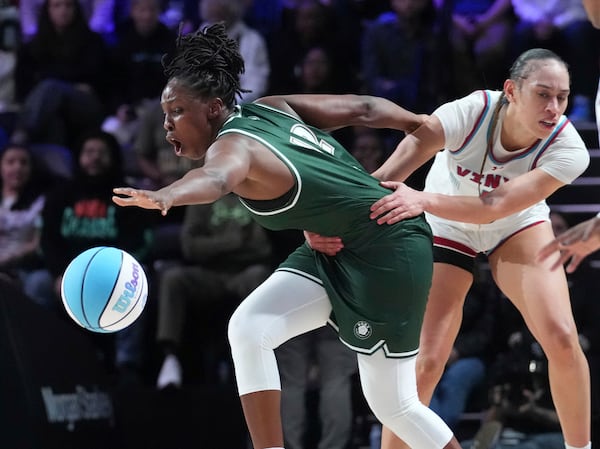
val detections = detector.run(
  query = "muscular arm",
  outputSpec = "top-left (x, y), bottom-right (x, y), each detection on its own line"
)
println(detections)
top-left (372, 114), bottom-right (445, 182)
top-left (583, 0), bottom-right (600, 28)
top-left (372, 169), bottom-right (565, 225)
top-left (255, 94), bottom-right (426, 134)
top-left (113, 135), bottom-right (252, 214)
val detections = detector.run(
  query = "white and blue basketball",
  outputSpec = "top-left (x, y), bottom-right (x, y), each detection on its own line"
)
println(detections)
top-left (61, 246), bottom-right (148, 333)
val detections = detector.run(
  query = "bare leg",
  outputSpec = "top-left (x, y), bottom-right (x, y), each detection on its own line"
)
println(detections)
top-left (491, 224), bottom-right (591, 447)
top-left (240, 390), bottom-right (284, 449)
top-left (381, 264), bottom-right (474, 449)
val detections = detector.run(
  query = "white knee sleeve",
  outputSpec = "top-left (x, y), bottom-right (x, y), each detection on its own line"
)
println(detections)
top-left (228, 271), bottom-right (332, 395)
top-left (358, 351), bottom-right (453, 449)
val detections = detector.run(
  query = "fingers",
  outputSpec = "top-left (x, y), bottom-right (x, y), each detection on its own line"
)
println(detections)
top-left (536, 241), bottom-right (560, 262)
top-left (374, 211), bottom-right (400, 225)
top-left (370, 195), bottom-right (397, 221)
top-left (112, 187), bottom-right (169, 215)
top-left (112, 195), bottom-right (137, 207)
top-left (565, 255), bottom-right (582, 274)
top-left (371, 204), bottom-right (417, 225)
top-left (113, 187), bottom-right (137, 196)
top-left (304, 231), bottom-right (344, 255)
top-left (582, 221), bottom-right (595, 241)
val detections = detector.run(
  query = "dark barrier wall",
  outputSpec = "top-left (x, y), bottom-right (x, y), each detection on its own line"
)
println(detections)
top-left (0, 277), bottom-right (248, 449)
top-left (0, 277), bottom-right (117, 449)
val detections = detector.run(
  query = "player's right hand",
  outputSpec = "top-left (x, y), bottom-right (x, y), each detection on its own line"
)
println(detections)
top-left (304, 231), bottom-right (344, 256)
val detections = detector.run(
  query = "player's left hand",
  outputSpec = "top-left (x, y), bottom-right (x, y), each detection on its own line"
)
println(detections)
top-left (370, 181), bottom-right (425, 225)
top-left (112, 187), bottom-right (173, 216)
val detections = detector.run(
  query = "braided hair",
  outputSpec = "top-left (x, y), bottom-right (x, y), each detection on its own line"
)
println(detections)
top-left (162, 23), bottom-right (249, 108)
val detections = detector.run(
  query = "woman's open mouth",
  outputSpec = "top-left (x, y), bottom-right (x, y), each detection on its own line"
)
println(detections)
top-left (167, 136), bottom-right (182, 155)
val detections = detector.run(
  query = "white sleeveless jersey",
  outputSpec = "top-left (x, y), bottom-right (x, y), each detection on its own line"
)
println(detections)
top-left (425, 89), bottom-right (590, 241)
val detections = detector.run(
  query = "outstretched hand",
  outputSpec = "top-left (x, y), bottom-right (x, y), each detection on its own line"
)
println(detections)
top-left (304, 231), bottom-right (344, 256)
top-left (370, 181), bottom-right (425, 225)
top-left (112, 187), bottom-right (173, 216)
top-left (537, 216), bottom-right (600, 272)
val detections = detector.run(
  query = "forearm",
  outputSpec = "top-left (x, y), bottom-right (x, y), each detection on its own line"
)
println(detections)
top-left (372, 117), bottom-right (444, 181)
top-left (265, 94), bottom-right (424, 133)
top-left (164, 168), bottom-right (229, 207)
top-left (355, 96), bottom-right (425, 132)
top-left (373, 136), bottom-right (433, 181)
top-left (421, 192), bottom-right (505, 224)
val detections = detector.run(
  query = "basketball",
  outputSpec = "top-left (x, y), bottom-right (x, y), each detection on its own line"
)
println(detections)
top-left (61, 246), bottom-right (148, 333)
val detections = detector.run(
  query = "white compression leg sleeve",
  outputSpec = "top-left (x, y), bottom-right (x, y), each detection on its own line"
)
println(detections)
top-left (358, 351), bottom-right (453, 449)
top-left (228, 271), bottom-right (333, 396)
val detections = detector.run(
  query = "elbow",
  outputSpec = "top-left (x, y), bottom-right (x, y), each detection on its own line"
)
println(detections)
top-left (350, 95), bottom-right (378, 125)
top-left (475, 197), bottom-right (508, 224)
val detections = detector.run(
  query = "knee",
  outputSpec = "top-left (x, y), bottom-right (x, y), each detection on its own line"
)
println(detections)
top-left (417, 352), bottom-right (446, 381)
top-left (371, 392), bottom-right (421, 426)
top-left (539, 322), bottom-right (582, 360)
top-left (227, 305), bottom-right (266, 351)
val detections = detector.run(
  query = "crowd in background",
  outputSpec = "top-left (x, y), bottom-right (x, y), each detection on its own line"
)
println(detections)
top-left (0, 0), bottom-right (599, 448)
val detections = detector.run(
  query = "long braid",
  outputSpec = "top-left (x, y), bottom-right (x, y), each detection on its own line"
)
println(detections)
top-left (162, 23), bottom-right (249, 108)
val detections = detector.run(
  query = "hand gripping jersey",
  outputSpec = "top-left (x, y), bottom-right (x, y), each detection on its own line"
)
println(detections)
top-left (217, 102), bottom-right (433, 356)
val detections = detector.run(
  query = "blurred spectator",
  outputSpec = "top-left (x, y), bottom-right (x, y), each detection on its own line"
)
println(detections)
top-left (0, 2), bottom-right (20, 146)
top-left (244, 0), bottom-right (285, 41)
top-left (11, 0), bottom-right (110, 150)
top-left (0, 143), bottom-right (54, 307)
top-left (461, 317), bottom-right (564, 449)
top-left (267, 0), bottom-right (358, 95)
top-left (347, 126), bottom-right (387, 173)
top-left (510, 0), bottom-right (600, 123)
top-left (360, 0), bottom-right (447, 113)
top-left (293, 45), bottom-right (356, 93)
top-left (19, 0), bottom-right (118, 40)
top-left (102, 0), bottom-right (176, 149)
top-left (39, 130), bottom-right (155, 386)
top-left (155, 194), bottom-right (272, 389)
top-left (159, 0), bottom-right (198, 33)
top-left (277, 326), bottom-right (358, 449)
top-left (360, 0), bottom-right (448, 154)
top-left (445, 0), bottom-right (514, 97)
top-left (199, 0), bottom-right (270, 103)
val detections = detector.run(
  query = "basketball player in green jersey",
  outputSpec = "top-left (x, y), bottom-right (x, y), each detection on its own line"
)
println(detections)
top-left (112, 23), bottom-right (463, 449)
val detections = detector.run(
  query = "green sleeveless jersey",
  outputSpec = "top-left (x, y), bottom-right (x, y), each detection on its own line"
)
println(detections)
top-left (218, 102), bottom-right (433, 356)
